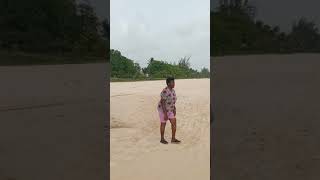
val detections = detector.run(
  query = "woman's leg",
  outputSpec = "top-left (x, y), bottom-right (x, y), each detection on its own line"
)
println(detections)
top-left (160, 122), bottom-right (166, 139)
top-left (169, 118), bottom-right (176, 140)
top-left (170, 118), bottom-right (181, 143)
top-left (158, 108), bottom-right (168, 144)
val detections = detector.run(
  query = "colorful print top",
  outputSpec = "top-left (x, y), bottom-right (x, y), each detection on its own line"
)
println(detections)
top-left (158, 87), bottom-right (177, 112)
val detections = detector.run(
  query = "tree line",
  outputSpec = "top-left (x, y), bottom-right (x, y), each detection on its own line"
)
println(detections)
top-left (0, 0), bottom-right (109, 64)
top-left (212, 0), bottom-right (320, 56)
top-left (111, 49), bottom-right (210, 80)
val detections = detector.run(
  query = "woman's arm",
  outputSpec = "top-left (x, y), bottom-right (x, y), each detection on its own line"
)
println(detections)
top-left (161, 99), bottom-right (167, 113)
top-left (161, 99), bottom-right (168, 120)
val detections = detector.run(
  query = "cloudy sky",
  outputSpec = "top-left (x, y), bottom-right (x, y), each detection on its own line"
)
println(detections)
top-left (110, 0), bottom-right (210, 70)
top-left (211, 0), bottom-right (320, 32)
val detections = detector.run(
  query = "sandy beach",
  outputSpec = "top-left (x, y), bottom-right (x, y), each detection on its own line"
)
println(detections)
top-left (0, 63), bottom-right (108, 180)
top-left (213, 54), bottom-right (320, 180)
top-left (110, 79), bottom-right (210, 180)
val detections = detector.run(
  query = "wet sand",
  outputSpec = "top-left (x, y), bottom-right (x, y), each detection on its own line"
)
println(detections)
top-left (111, 79), bottom-right (210, 180)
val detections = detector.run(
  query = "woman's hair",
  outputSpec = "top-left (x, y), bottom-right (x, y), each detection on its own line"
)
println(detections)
top-left (166, 77), bottom-right (175, 85)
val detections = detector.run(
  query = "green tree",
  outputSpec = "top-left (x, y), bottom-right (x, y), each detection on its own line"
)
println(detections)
top-left (200, 67), bottom-right (210, 78)
top-left (0, 0), bottom-right (107, 58)
top-left (212, 2), bottom-right (320, 56)
top-left (289, 18), bottom-right (320, 51)
top-left (111, 49), bottom-right (209, 80)
top-left (101, 19), bottom-right (109, 40)
top-left (110, 49), bottom-right (141, 78)
top-left (178, 56), bottom-right (191, 69)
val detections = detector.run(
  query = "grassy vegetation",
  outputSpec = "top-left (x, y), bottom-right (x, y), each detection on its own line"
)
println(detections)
top-left (110, 49), bottom-right (210, 81)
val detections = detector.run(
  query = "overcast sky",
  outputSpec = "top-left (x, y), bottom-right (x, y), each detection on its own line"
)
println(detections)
top-left (211, 0), bottom-right (320, 32)
top-left (110, 0), bottom-right (210, 70)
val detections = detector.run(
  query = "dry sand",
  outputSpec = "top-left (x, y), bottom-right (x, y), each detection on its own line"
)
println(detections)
top-left (110, 79), bottom-right (210, 180)
top-left (213, 54), bottom-right (320, 180)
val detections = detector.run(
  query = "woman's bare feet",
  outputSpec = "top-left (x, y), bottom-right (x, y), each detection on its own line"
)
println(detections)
top-left (160, 139), bottom-right (168, 144)
top-left (171, 138), bottom-right (181, 144)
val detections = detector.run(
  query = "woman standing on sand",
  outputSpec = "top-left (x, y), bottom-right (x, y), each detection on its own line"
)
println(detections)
top-left (157, 77), bottom-right (181, 144)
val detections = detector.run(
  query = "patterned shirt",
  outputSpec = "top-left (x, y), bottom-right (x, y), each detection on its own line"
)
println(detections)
top-left (158, 87), bottom-right (177, 112)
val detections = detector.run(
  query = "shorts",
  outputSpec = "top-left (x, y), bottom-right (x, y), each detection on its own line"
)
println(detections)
top-left (157, 108), bottom-right (175, 123)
